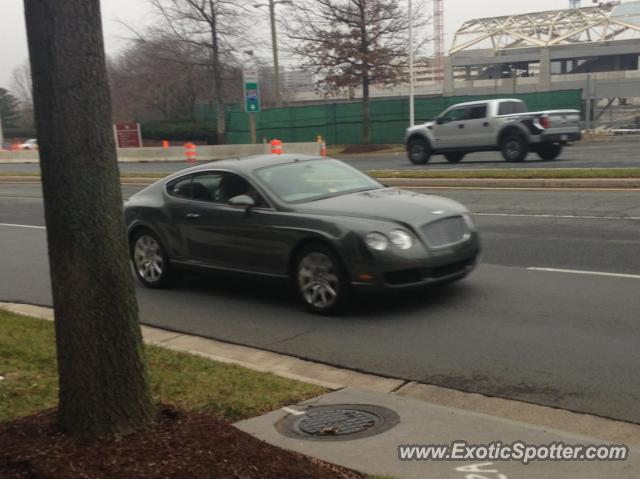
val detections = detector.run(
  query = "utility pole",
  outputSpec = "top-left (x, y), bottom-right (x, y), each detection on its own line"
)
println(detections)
top-left (255, 0), bottom-right (292, 108)
top-left (269, 0), bottom-right (281, 108)
top-left (409, 0), bottom-right (415, 127)
top-left (0, 110), bottom-right (4, 148)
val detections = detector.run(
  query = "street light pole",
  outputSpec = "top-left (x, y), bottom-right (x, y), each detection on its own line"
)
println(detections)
top-left (409, 0), bottom-right (415, 127)
top-left (255, 1), bottom-right (291, 108)
top-left (269, 0), bottom-right (283, 108)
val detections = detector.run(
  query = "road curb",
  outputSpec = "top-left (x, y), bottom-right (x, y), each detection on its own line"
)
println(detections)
top-left (2, 176), bottom-right (640, 189)
top-left (380, 177), bottom-right (640, 189)
top-left (3, 301), bottom-right (640, 445)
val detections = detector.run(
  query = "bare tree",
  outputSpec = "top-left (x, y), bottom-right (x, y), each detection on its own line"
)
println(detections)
top-left (126, 0), bottom-right (250, 143)
top-left (286, 0), bottom-right (429, 144)
top-left (23, 0), bottom-right (153, 436)
top-left (108, 38), bottom-right (210, 122)
top-left (11, 61), bottom-right (35, 128)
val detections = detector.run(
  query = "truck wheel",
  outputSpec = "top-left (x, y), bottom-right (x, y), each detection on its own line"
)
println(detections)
top-left (537, 144), bottom-right (563, 161)
top-left (501, 134), bottom-right (529, 162)
top-left (407, 138), bottom-right (432, 165)
top-left (445, 152), bottom-right (465, 163)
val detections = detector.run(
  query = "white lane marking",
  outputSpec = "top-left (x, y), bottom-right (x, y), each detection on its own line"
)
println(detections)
top-left (0, 196), bottom-right (42, 200)
top-left (474, 212), bottom-right (640, 221)
top-left (0, 223), bottom-right (46, 230)
top-left (408, 186), bottom-right (638, 192)
top-left (528, 267), bottom-right (640, 280)
top-left (282, 407), bottom-right (306, 416)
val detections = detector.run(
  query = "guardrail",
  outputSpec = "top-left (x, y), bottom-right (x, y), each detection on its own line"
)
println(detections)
top-left (0, 142), bottom-right (321, 164)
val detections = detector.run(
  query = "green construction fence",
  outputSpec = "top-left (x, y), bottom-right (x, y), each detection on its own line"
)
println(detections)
top-left (199, 90), bottom-right (583, 145)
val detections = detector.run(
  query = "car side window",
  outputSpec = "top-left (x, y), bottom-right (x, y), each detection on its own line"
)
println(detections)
top-left (190, 172), bottom-right (224, 202)
top-left (469, 105), bottom-right (487, 120)
top-left (184, 171), bottom-right (268, 208)
top-left (443, 107), bottom-right (468, 123)
top-left (167, 176), bottom-right (193, 199)
top-left (216, 172), bottom-right (268, 208)
top-left (499, 101), bottom-right (524, 115)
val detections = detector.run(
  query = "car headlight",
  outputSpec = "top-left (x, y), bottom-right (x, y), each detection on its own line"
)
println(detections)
top-left (388, 229), bottom-right (413, 250)
top-left (462, 212), bottom-right (476, 230)
top-left (365, 232), bottom-right (389, 251)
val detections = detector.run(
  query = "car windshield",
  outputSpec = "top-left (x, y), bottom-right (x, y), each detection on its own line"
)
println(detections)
top-left (255, 159), bottom-right (383, 203)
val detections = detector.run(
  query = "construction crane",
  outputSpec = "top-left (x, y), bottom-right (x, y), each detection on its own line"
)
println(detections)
top-left (570, 0), bottom-right (581, 8)
top-left (433, 0), bottom-right (445, 82)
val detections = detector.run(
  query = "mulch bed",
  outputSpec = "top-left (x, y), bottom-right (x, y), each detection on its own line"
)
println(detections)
top-left (0, 406), bottom-right (365, 479)
top-left (340, 144), bottom-right (393, 154)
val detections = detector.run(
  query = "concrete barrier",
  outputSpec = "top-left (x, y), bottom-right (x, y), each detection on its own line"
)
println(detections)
top-left (0, 142), bottom-right (320, 164)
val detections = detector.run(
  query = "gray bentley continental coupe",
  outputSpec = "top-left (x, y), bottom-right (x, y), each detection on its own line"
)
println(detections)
top-left (125, 154), bottom-right (481, 314)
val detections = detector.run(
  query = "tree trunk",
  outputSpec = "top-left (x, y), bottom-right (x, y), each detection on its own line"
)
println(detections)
top-left (209, 0), bottom-right (226, 144)
top-left (362, 75), bottom-right (371, 145)
top-left (23, 0), bottom-right (153, 437)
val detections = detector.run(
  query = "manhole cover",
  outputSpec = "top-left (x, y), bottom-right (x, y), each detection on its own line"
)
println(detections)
top-left (277, 404), bottom-right (399, 442)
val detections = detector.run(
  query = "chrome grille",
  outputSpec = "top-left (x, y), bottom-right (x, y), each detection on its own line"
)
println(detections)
top-left (421, 216), bottom-right (467, 248)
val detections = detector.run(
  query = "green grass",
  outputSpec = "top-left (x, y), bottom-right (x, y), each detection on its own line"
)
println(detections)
top-left (4, 167), bottom-right (640, 181)
top-left (0, 310), bottom-right (325, 423)
top-left (369, 168), bottom-right (640, 180)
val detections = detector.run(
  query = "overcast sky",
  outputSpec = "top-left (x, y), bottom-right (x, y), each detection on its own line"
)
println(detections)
top-left (0, 0), bottom-right (574, 90)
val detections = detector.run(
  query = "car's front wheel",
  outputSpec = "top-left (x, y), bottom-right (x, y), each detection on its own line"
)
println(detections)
top-left (537, 143), bottom-right (563, 161)
top-left (407, 138), bottom-right (432, 165)
top-left (131, 230), bottom-right (177, 288)
top-left (294, 244), bottom-right (348, 315)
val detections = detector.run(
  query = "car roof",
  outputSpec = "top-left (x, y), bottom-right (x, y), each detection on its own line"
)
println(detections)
top-left (169, 154), bottom-right (327, 178)
top-left (448, 98), bottom-right (523, 109)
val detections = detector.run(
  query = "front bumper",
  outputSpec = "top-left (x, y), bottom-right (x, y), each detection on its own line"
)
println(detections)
top-left (349, 235), bottom-right (481, 292)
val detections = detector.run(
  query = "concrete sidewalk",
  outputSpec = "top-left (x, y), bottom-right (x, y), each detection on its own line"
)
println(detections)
top-left (237, 388), bottom-right (639, 479)
top-left (3, 302), bottom-right (639, 478)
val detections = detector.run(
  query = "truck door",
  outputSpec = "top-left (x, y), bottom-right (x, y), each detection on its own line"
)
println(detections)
top-left (465, 104), bottom-right (494, 147)
top-left (432, 106), bottom-right (469, 149)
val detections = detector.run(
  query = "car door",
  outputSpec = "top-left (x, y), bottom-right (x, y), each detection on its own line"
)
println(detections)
top-left (464, 104), bottom-right (495, 147)
top-left (180, 171), bottom-right (291, 275)
top-left (432, 106), bottom-right (469, 149)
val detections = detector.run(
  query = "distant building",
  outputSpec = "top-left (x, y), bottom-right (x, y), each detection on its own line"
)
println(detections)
top-left (445, 1), bottom-right (640, 100)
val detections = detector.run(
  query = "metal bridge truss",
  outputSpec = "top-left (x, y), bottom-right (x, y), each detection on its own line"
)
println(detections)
top-left (450, 2), bottom-right (640, 54)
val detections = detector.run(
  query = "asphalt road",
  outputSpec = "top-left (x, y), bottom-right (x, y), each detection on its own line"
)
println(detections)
top-left (1, 140), bottom-right (640, 174)
top-left (1, 184), bottom-right (640, 423)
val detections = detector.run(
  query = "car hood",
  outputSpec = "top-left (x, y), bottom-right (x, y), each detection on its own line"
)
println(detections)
top-left (294, 187), bottom-right (467, 227)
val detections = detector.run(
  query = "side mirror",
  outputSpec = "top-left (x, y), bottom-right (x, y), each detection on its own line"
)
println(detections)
top-left (228, 195), bottom-right (255, 208)
top-left (436, 117), bottom-right (446, 125)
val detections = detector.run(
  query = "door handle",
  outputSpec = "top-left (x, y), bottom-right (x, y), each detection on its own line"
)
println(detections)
top-left (483, 122), bottom-right (490, 127)
top-left (186, 213), bottom-right (201, 219)
top-left (458, 124), bottom-right (465, 129)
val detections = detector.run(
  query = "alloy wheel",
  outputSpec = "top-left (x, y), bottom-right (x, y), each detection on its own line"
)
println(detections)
top-left (134, 235), bottom-right (164, 283)
top-left (297, 252), bottom-right (340, 310)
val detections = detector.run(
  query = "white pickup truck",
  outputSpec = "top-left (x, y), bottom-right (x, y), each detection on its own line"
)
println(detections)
top-left (404, 99), bottom-right (581, 164)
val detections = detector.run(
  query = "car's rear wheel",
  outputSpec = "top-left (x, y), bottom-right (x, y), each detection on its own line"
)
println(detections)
top-left (501, 134), bottom-right (529, 162)
top-left (131, 230), bottom-right (177, 289)
top-left (445, 152), bottom-right (465, 163)
top-left (537, 143), bottom-right (563, 161)
top-left (407, 138), bottom-right (432, 165)
top-left (294, 244), bottom-right (348, 315)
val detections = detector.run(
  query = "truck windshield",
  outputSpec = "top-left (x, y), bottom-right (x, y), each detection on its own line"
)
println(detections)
top-left (498, 102), bottom-right (527, 115)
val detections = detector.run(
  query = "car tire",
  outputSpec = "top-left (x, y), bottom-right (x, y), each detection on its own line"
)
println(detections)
top-left (293, 243), bottom-right (349, 315)
top-left (130, 229), bottom-right (178, 289)
top-left (407, 138), bottom-right (432, 165)
top-left (445, 152), bottom-right (465, 163)
top-left (537, 144), bottom-right (563, 161)
top-left (501, 134), bottom-right (529, 162)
